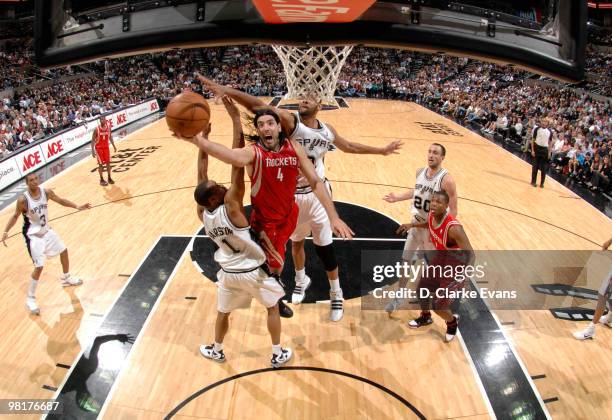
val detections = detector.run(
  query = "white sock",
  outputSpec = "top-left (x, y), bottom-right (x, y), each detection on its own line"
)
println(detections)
top-left (28, 278), bottom-right (38, 298)
top-left (272, 344), bottom-right (282, 355)
top-left (61, 272), bottom-right (70, 279)
top-left (295, 268), bottom-right (305, 281)
top-left (329, 278), bottom-right (341, 292)
top-left (585, 322), bottom-right (595, 331)
top-left (213, 342), bottom-right (223, 352)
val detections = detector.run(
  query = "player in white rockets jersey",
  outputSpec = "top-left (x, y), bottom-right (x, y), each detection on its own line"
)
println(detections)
top-left (2, 173), bottom-right (91, 315)
top-left (187, 96), bottom-right (292, 367)
top-left (197, 74), bottom-right (402, 322)
top-left (383, 143), bottom-right (458, 314)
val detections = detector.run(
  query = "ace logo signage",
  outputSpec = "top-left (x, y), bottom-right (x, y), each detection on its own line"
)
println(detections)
top-left (14, 146), bottom-right (47, 176)
top-left (45, 139), bottom-right (65, 161)
top-left (1, 99), bottom-right (161, 189)
top-left (23, 151), bottom-right (42, 171)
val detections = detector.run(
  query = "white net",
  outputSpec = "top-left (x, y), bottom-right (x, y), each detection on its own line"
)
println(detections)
top-left (272, 45), bottom-right (354, 106)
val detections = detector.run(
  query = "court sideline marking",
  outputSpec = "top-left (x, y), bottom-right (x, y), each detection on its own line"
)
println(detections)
top-left (97, 236), bottom-right (191, 419)
top-left (44, 236), bottom-right (163, 419)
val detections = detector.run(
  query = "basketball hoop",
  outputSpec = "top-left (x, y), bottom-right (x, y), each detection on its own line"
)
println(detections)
top-left (271, 45), bottom-right (354, 106)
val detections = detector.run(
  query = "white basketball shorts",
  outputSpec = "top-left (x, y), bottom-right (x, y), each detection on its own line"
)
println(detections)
top-left (290, 181), bottom-right (333, 246)
top-left (216, 268), bottom-right (285, 313)
top-left (26, 229), bottom-right (66, 268)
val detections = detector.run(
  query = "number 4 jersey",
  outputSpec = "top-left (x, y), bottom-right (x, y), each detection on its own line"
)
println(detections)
top-left (23, 187), bottom-right (49, 237)
top-left (412, 167), bottom-right (448, 222)
top-left (202, 204), bottom-right (266, 272)
top-left (249, 140), bottom-right (300, 223)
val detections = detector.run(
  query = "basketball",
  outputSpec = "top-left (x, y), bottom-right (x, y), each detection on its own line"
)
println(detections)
top-left (165, 91), bottom-right (210, 137)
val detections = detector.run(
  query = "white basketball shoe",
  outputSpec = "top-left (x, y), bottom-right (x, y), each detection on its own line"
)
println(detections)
top-left (291, 275), bottom-right (311, 304)
top-left (26, 296), bottom-right (40, 315)
top-left (61, 274), bottom-right (82, 287)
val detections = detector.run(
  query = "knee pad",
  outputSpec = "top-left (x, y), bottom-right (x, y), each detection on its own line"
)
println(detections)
top-left (314, 244), bottom-right (338, 272)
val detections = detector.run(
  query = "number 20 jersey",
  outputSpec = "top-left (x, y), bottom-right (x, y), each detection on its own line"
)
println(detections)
top-left (412, 167), bottom-right (448, 222)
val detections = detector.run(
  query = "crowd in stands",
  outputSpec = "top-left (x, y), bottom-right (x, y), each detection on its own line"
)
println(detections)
top-left (0, 46), bottom-right (200, 159)
top-left (1, 40), bottom-right (610, 196)
top-left (588, 29), bottom-right (612, 46)
top-left (336, 48), bottom-right (611, 195)
top-left (582, 45), bottom-right (611, 97)
top-left (336, 48), bottom-right (417, 98)
top-left (403, 57), bottom-right (611, 193)
top-left (207, 46), bottom-right (286, 97)
top-left (0, 40), bottom-right (88, 90)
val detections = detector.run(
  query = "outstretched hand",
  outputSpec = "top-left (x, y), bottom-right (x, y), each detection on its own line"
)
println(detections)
top-left (383, 192), bottom-right (400, 203)
top-left (331, 218), bottom-right (354, 240)
top-left (202, 122), bottom-right (212, 138)
top-left (196, 73), bottom-right (226, 97)
top-left (396, 223), bottom-right (413, 236)
top-left (382, 140), bottom-right (403, 155)
top-left (222, 96), bottom-right (240, 119)
top-left (77, 203), bottom-right (92, 211)
top-left (115, 333), bottom-right (135, 344)
top-left (172, 126), bottom-right (210, 146)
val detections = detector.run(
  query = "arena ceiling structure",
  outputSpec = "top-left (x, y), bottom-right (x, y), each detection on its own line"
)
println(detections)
top-left (35, 0), bottom-right (586, 81)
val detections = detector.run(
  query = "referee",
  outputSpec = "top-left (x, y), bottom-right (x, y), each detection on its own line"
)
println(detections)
top-left (531, 119), bottom-right (553, 188)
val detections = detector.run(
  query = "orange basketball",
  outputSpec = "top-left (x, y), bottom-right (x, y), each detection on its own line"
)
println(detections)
top-left (165, 91), bottom-right (210, 137)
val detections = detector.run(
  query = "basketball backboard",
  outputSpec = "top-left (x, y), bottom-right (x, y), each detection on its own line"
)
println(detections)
top-left (35, 0), bottom-right (586, 81)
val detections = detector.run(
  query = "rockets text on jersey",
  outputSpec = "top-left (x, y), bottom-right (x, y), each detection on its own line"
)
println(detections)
top-left (249, 140), bottom-right (300, 223)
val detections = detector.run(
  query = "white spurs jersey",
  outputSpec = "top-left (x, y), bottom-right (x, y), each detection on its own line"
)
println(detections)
top-left (289, 114), bottom-right (335, 191)
top-left (412, 167), bottom-right (448, 222)
top-left (203, 205), bottom-right (266, 272)
top-left (23, 188), bottom-right (49, 237)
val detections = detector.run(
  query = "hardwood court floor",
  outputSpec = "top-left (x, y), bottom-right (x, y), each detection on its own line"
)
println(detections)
top-left (0, 99), bottom-right (610, 419)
